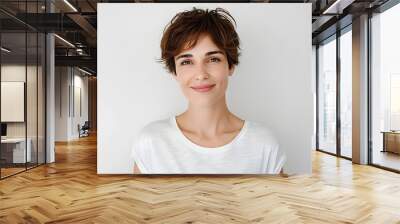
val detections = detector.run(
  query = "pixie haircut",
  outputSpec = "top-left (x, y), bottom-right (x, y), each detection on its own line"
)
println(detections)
top-left (159, 7), bottom-right (241, 75)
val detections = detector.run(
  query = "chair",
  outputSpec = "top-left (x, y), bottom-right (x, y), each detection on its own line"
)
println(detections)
top-left (79, 121), bottom-right (90, 138)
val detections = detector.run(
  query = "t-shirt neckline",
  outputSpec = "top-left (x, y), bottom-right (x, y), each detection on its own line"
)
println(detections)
top-left (170, 116), bottom-right (248, 153)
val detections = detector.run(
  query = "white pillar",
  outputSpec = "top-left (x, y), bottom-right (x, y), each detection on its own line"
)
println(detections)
top-left (46, 1), bottom-right (55, 163)
top-left (352, 14), bottom-right (369, 164)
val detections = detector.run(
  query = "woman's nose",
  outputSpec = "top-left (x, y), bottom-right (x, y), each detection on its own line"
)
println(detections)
top-left (195, 63), bottom-right (209, 80)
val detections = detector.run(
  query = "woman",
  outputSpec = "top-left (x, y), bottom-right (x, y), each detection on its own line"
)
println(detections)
top-left (131, 7), bottom-right (286, 174)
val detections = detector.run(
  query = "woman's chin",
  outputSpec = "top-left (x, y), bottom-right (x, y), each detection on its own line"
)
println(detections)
top-left (187, 98), bottom-right (220, 107)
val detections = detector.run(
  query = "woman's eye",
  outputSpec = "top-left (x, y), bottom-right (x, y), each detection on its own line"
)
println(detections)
top-left (180, 60), bottom-right (191, 66)
top-left (210, 57), bottom-right (221, 63)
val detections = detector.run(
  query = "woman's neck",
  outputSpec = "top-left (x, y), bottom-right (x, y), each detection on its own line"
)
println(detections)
top-left (176, 98), bottom-right (242, 138)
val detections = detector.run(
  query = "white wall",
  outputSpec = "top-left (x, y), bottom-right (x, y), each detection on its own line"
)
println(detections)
top-left (72, 72), bottom-right (89, 138)
top-left (55, 67), bottom-right (89, 141)
top-left (55, 67), bottom-right (69, 141)
top-left (98, 3), bottom-right (313, 174)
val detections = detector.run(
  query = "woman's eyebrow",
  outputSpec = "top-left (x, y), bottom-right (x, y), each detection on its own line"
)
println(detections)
top-left (175, 50), bottom-right (224, 61)
top-left (176, 54), bottom-right (192, 61)
top-left (205, 50), bottom-right (224, 56)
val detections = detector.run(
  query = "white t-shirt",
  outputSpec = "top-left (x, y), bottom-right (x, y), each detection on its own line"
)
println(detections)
top-left (131, 116), bottom-right (286, 174)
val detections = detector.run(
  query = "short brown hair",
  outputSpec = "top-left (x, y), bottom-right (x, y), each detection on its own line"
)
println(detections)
top-left (159, 7), bottom-right (241, 75)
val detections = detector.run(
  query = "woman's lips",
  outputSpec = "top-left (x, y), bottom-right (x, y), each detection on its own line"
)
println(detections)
top-left (191, 84), bottom-right (216, 92)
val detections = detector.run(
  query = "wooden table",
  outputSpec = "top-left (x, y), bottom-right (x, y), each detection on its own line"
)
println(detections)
top-left (381, 131), bottom-right (400, 154)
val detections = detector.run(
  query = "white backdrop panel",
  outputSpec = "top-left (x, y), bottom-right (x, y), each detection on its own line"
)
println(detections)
top-left (97, 3), bottom-right (313, 174)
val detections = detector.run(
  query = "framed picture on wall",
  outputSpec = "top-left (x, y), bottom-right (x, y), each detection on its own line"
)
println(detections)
top-left (1, 81), bottom-right (25, 122)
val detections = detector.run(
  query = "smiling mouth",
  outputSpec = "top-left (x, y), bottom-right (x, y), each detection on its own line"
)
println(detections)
top-left (191, 84), bottom-right (216, 92)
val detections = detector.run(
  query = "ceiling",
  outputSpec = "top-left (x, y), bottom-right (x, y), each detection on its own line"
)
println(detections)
top-left (0, 0), bottom-right (393, 75)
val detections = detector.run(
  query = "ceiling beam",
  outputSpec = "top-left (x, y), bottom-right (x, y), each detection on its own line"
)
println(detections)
top-left (55, 55), bottom-right (96, 69)
top-left (67, 13), bottom-right (97, 40)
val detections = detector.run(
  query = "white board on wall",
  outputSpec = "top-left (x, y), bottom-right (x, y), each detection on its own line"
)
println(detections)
top-left (97, 3), bottom-right (313, 174)
top-left (1, 82), bottom-right (25, 122)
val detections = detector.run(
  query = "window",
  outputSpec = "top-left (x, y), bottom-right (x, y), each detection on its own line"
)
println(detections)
top-left (339, 28), bottom-right (352, 158)
top-left (370, 2), bottom-right (400, 171)
top-left (318, 36), bottom-right (337, 155)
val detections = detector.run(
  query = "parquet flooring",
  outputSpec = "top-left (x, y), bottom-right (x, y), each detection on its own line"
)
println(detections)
top-left (0, 167), bottom-right (26, 178)
top-left (0, 134), bottom-right (400, 223)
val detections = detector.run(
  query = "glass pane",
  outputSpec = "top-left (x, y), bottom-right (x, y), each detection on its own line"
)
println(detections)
top-left (371, 3), bottom-right (400, 171)
top-left (318, 37), bottom-right (337, 154)
top-left (38, 32), bottom-right (45, 165)
top-left (0, 1), bottom-right (46, 179)
top-left (27, 31), bottom-right (38, 169)
top-left (340, 29), bottom-right (352, 158)
top-left (1, 32), bottom-right (27, 178)
top-left (312, 46), bottom-right (317, 150)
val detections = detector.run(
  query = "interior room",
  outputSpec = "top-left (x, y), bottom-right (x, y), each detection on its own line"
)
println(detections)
top-left (0, 0), bottom-right (399, 223)
top-left (0, 30), bottom-right (46, 178)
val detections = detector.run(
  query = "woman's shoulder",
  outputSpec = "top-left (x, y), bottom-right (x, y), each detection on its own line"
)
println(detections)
top-left (246, 120), bottom-right (279, 145)
top-left (141, 117), bottom-right (171, 132)
top-left (246, 120), bottom-right (286, 172)
top-left (134, 117), bottom-right (172, 141)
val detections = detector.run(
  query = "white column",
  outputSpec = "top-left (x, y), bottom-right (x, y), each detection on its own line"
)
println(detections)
top-left (352, 14), bottom-right (369, 164)
top-left (46, 1), bottom-right (56, 163)
top-left (46, 33), bottom-right (55, 163)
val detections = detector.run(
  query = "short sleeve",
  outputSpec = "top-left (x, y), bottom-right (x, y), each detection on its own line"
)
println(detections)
top-left (263, 142), bottom-right (287, 174)
top-left (131, 133), bottom-right (151, 174)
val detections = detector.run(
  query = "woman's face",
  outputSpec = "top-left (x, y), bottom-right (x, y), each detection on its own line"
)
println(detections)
top-left (173, 34), bottom-right (235, 107)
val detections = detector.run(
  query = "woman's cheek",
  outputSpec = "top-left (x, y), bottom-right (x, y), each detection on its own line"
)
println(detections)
top-left (177, 66), bottom-right (191, 74)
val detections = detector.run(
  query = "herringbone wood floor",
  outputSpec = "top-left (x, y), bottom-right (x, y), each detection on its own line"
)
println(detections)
top-left (1, 134), bottom-right (400, 223)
